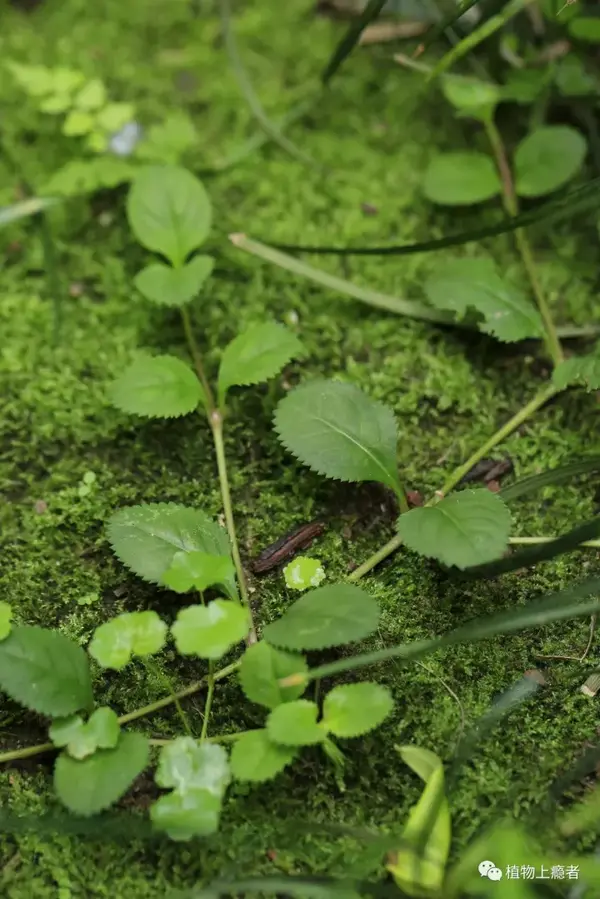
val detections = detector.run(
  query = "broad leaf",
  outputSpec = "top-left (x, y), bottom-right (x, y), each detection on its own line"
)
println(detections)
top-left (424, 257), bottom-right (543, 342)
top-left (150, 789), bottom-right (222, 840)
top-left (54, 731), bottom-right (149, 816)
top-left (230, 730), bottom-right (297, 782)
top-left (569, 17), bottom-right (600, 43)
top-left (502, 68), bottom-right (549, 104)
top-left (107, 503), bottom-right (238, 599)
top-left (134, 256), bottom-right (214, 307)
top-left (89, 611), bottom-right (167, 670)
top-left (0, 626), bottom-right (93, 717)
top-left (553, 350), bottom-right (600, 392)
top-left (171, 601), bottom-right (249, 659)
top-left (274, 380), bottom-right (401, 494)
top-left (49, 707), bottom-right (120, 760)
top-left (422, 152), bottom-right (501, 206)
top-left (263, 584), bottom-right (380, 651)
top-left (397, 489), bottom-right (511, 569)
top-left (162, 551), bottom-right (235, 594)
top-left (127, 165), bottom-right (212, 266)
top-left (554, 56), bottom-right (596, 98)
top-left (109, 354), bottom-right (203, 418)
top-left (267, 699), bottom-right (325, 746)
top-left (441, 75), bottom-right (500, 120)
top-left (74, 78), bottom-right (106, 110)
top-left (239, 641), bottom-right (307, 709)
top-left (321, 683), bottom-right (393, 738)
top-left (514, 126), bottom-right (588, 198)
top-left (217, 322), bottom-right (304, 405)
top-left (0, 602), bottom-right (12, 640)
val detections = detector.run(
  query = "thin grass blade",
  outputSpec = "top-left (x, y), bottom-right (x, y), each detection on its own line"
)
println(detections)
top-left (501, 458), bottom-right (600, 502)
top-left (415, 0), bottom-right (484, 56)
top-left (0, 196), bottom-right (58, 227)
top-left (322, 0), bottom-right (387, 85)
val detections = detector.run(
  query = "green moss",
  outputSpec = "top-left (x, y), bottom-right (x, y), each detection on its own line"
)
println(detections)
top-left (1, 0), bottom-right (600, 896)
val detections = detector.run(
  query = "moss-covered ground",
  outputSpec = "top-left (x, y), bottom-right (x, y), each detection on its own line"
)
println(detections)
top-left (1, 0), bottom-right (600, 896)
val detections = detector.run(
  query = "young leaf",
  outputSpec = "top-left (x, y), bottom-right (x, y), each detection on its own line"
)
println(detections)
top-left (74, 78), bottom-right (106, 111)
top-left (423, 257), bottom-right (543, 342)
top-left (0, 602), bottom-right (13, 640)
top-left (397, 489), bottom-right (511, 569)
top-left (267, 699), bottom-right (325, 746)
top-left (134, 256), bottom-right (214, 307)
top-left (135, 111), bottom-right (198, 165)
top-left (95, 102), bottom-right (135, 133)
top-left (263, 584), bottom-right (379, 651)
top-left (283, 556), bottom-right (326, 591)
top-left (230, 730), bottom-right (297, 782)
top-left (151, 789), bottom-right (222, 841)
top-left (514, 126), bottom-right (588, 198)
top-left (63, 110), bottom-right (95, 136)
top-left (54, 731), bottom-right (149, 816)
top-left (171, 601), bottom-right (249, 659)
top-left (239, 641), bottom-right (307, 709)
top-left (49, 707), bottom-right (120, 760)
top-left (569, 17), bottom-right (600, 43)
top-left (161, 551), bottom-right (235, 594)
top-left (553, 350), bottom-right (600, 392)
top-left (127, 165), bottom-right (212, 267)
top-left (274, 380), bottom-right (401, 494)
top-left (441, 75), bottom-right (500, 120)
top-left (109, 354), bottom-right (203, 419)
top-left (89, 611), bottom-right (167, 671)
top-left (0, 626), bottom-right (93, 717)
top-left (107, 503), bottom-right (238, 599)
top-left (321, 683), bottom-right (393, 738)
top-left (217, 322), bottom-right (304, 405)
top-left (423, 152), bottom-right (502, 206)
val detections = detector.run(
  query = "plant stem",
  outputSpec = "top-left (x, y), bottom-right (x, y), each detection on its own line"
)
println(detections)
top-left (348, 381), bottom-right (558, 581)
top-left (483, 118), bottom-right (563, 367)
top-left (510, 537), bottom-right (600, 549)
top-left (200, 662), bottom-right (215, 741)
top-left (210, 408), bottom-right (257, 643)
top-left (143, 658), bottom-right (193, 737)
top-left (181, 307), bottom-right (215, 410)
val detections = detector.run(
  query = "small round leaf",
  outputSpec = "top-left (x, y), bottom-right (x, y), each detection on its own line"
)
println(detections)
top-left (322, 683), bottom-right (394, 738)
top-left (150, 789), bottom-right (222, 840)
top-left (230, 730), bottom-right (297, 782)
top-left (514, 126), bottom-right (587, 198)
top-left (267, 700), bottom-right (325, 746)
top-left (155, 738), bottom-right (230, 795)
top-left (171, 601), bottom-right (249, 660)
top-left (423, 152), bottom-right (502, 206)
top-left (134, 256), bottom-right (214, 308)
top-left (239, 641), bottom-right (307, 709)
top-left (89, 611), bottom-right (167, 670)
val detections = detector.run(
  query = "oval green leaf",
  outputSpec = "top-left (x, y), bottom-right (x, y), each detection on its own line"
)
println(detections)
top-left (171, 600), bottom-right (249, 660)
top-left (161, 551), bottom-right (235, 594)
top-left (263, 584), bottom-right (380, 651)
top-left (150, 789), bottom-right (222, 841)
top-left (89, 611), bottom-right (168, 671)
top-left (218, 322), bottom-right (304, 406)
top-left (109, 354), bottom-right (203, 419)
top-left (239, 641), bottom-right (307, 709)
top-left (267, 699), bottom-right (325, 746)
top-left (322, 682), bottom-right (394, 738)
top-left (423, 152), bottom-right (502, 206)
top-left (127, 165), bottom-right (212, 266)
top-left (134, 255), bottom-right (214, 308)
top-left (514, 126), bottom-right (587, 198)
top-left (230, 730), bottom-right (297, 782)
top-left (274, 379), bottom-right (401, 494)
top-left (568, 17), bottom-right (600, 43)
top-left (155, 739), bottom-right (230, 794)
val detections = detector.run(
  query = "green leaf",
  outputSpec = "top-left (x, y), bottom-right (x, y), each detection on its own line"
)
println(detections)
top-left (133, 256), bottom-right (214, 307)
top-left (62, 110), bottom-right (95, 136)
top-left (321, 683), bottom-right (393, 738)
top-left (553, 350), bottom-right (600, 392)
top-left (96, 102), bottom-right (135, 133)
top-left (50, 68), bottom-right (85, 95)
top-left (500, 457), bottom-right (600, 503)
top-left (162, 551), bottom-right (235, 594)
top-left (554, 56), bottom-right (597, 97)
top-left (441, 75), bottom-right (500, 119)
top-left (423, 152), bottom-right (502, 206)
top-left (263, 584), bottom-right (380, 651)
top-left (49, 707), bottom-right (120, 760)
top-left (41, 93), bottom-right (74, 114)
top-left (274, 379), bottom-right (401, 494)
top-left (217, 322), bottom-right (304, 405)
top-left (514, 126), bottom-right (588, 198)
top-left (0, 197), bottom-right (58, 228)
top-left (127, 165), bottom-right (212, 266)
top-left (423, 257), bottom-right (544, 342)
top-left (569, 16), bottom-right (600, 43)
top-left (230, 730), bottom-right (297, 782)
top-left (0, 626), bottom-right (93, 717)
top-left (321, 0), bottom-right (387, 84)
top-left (89, 611), bottom-right (167, 670)
top-left (267, 699), bottom-right (325, 746)
top-left (43, 158), bottom-right (134, 197)
top-left (107, 503), bottom-right (238, 599)
top-left (283, 556), bottom-right (326, 591)
top-left (397, 489), bottom-right (511, 569)
top-left (0, 602), bottom-right (13, 640)
top-left (239, 642), bottom-right (307, 709)
top-left (54, 731), bottom-right (149, 816)
top-left (155, 738), bottom-right (230, 794)
top-left (502, 68), bottom-right (550, 105)
top-left (74, 78), bottom-right (107, 111)
top-left (171, 601), bottom-right (249, 659)
top-left (6, 61), bottom-right (54, 96)
top-left (135, 111), bottom-right (198, 165)
top-left (109, 354), bottom-right (203, 419)
top-left (151, 789), bottom-right (222, 840)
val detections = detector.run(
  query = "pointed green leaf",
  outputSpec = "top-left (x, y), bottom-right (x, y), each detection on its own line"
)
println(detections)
top-left (267, 699), bottom-right (325, 746)
top-left (171, 601), bottom-right (249, 659)
top-left (127, 165), bottom-right (212, 266)
top-left (151, 789), bottom-right (222, 840)
top-left (162, 551), bottom-right (235, 594)
top-left (0, 626), bottom-right (93, 717)
top-left (155, 738), bottom-right (230, 794)
top-left (515, 126), bottom-right (588, 199)
top-left (553, 350), bottom-right (600, 392)
top-left (50, 707), bottom-right (120, 760)
top-left (397, 489), bottom-right (511, 569)
top-left (264, 584), bottom-right (379, 652)
top-left (54, 731), bottom-right (149, 816)
top-left (424, 256), bottom-right (543, 342)
top-left (107, 503), bottom-right (238, 599)
top-left (322, 683), bottom-right (393, 738)
top-left (274, 380), bottom-right (401, 493)
top-left (109, 354), bottom-right (203, 419)
top-left (239, 641), bottom-right (307, 709)
top-left (423, 152), bottom-right (502, 206)
top-left (74, 78), bottom-right (106, 111)
top-left (230, 730), bottom-right (297, 782)
top-left (0, 602), bottom-right (13, 640)
top-left (89, 611), bottom-right (167, 670)
top-left (134, 256), bottom-right (214, 307)
top-left (218, 322), bottom-right (304, 405)
top-left (63, 110), bottom-right (95, 136)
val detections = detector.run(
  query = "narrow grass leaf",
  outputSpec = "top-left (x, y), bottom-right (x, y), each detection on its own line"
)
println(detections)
top-left (417, 0), bottom-right (484, 56)
top-left (0, 196), bottom-right (58, 227)
top-left (500, 457), bottom-right (600, 502)
top-left (321, 0), bottom-right (387, 85)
